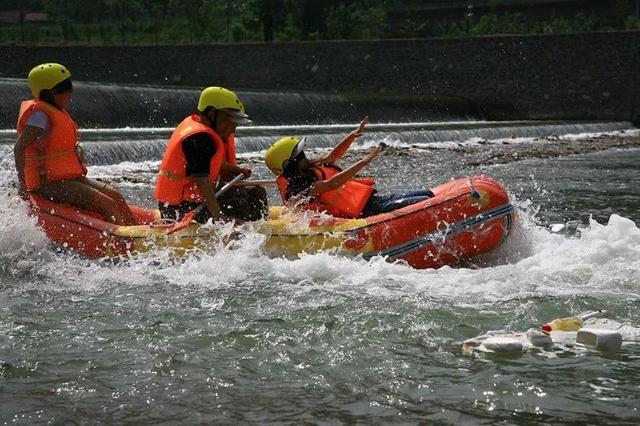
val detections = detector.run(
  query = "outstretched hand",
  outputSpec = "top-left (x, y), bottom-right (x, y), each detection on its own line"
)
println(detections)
top-left (350, 116), bottom-right (368, 139)
top-left (361, 145), bottom-right (380, 165)
top-left (314, 116), bottom-right (370, 167)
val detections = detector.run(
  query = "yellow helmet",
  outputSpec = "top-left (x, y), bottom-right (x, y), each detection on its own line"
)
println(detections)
top-left (265, 136), bottom-right (305, 176)
top-left (198, 86), bottom-right (251, 124)
top-left (28, 63), bottom-right (72, 97)
top-left (198, 86), bottom-right (244, 112)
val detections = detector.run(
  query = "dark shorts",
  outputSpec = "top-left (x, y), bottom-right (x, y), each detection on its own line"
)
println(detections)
top-left (217, 185), bottom-right (269, 221)
top-left (159, 185), bottom-right (269, 223)
top-left (361, 189), bottom-right (434, 217)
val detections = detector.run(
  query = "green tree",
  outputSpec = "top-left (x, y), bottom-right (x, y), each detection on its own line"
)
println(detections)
top-left (75, 0), bottom-right (109, 43)
top-left (141, 0), bottom-right (171, 45)
top-left (43, 0), bottom-right (73, 43)
top-left (326, 1), bottom-right (387, 40)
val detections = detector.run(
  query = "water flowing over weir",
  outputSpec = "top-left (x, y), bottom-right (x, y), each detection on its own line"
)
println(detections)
top-left (0, 78), bottom-right (476, 128)
top-left (71, 120), bottom-right (637, 166)
top-left (1, 77), bottom-right (633, 166)
top-left (0, 121), bottom-right (633, 166)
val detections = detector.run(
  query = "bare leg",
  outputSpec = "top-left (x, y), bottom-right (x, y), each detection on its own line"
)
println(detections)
top-left (85, 178), bottom-right (137, 225)
top-left (33, 178), bottom-right (134, 225)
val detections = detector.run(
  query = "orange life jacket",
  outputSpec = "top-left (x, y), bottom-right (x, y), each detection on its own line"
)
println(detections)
top-left (155, 114), bottom-right (225, 205)
top-left (220, 134), bottom-right (237, 182)
top-left (17, 100), bottom-right (86, 191)
top-left (276, 165), bottom-right (375, 218)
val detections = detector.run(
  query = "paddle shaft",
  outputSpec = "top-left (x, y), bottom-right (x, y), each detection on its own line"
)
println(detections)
top-left (167, 174), bottom-right (245, 233)
top-left (195, 173), bottom-right (247, 217)
top-left (216, 173), bottom-right (248, 197)
top-left (235, 179), bottom-right (277, 187)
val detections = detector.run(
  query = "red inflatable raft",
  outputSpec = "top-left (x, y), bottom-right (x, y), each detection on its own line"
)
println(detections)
top-left (27, 175), bottom-right (515, 268)
top-left (265, 175), bottom-right (515, 269)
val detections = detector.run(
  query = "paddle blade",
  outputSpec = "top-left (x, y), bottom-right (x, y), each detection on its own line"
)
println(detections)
top-left (167, 210), bottom-right (197, 234)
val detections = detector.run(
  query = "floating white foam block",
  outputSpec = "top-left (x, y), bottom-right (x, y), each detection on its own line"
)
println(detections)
top-left (527, 328), bottom-right (553, 346)
top-left (576, 328), bottom-right (622, 352)
top-left (482, 337), bottom-right (524, 353)
top-left (549, 330), bottom-right (578, 346)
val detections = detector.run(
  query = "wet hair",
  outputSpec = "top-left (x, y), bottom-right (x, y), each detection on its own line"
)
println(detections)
top-left (51, 77), bottom-right (72, 94)
top-left (38, 77), bottom-right (72, 109)
top-left (282, 151), bottom-right (306, 177)
top-left (38, 90), bottom-right (56, 107)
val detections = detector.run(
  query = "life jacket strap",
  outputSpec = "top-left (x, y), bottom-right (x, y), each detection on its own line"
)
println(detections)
top-left (159, 169), bottom-right (189, 181)
top-left (24, 148), bottom-right (76, 162)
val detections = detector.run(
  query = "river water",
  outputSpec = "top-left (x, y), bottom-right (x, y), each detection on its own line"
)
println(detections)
top-left (1, 121), bottom-right (639, 424)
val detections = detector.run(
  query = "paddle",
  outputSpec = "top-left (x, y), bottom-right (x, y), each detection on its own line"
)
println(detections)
top-left (235, 179), bottom-right (277, 187)
top-left (167, 173), bottom-right (246, 234)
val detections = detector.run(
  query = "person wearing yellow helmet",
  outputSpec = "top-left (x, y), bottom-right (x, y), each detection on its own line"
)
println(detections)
top-left (265, 116), bottom-right (434, 218)
top-left (14, 63), bottom-right (136, 225)
top-left (155, 86), bottom-right (267, 223)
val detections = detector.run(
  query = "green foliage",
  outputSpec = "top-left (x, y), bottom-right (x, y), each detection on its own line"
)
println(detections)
top-left (443, 12), bottom-right (636, 38)
top-left (624, 16), bottom-right (640, 30)
top-left (325, 1), bottom-right (387, 40)
top-left (276, 3), bottom-right (303, 42)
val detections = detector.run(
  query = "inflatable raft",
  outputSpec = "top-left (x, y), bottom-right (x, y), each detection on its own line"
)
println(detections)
top-left (28, 195), bottom-right (207, 257)
top-left (28, 175), bottom-right (515, 268)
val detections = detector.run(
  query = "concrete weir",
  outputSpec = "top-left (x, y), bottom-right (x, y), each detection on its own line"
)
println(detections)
top-left (0, 78), bottom-right (477, 129)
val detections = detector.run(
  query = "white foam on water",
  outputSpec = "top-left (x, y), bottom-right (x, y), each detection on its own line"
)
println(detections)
top-left (2, 137), bottom-right (639, 308)
top-left (353, 128), bottom-right (640, 152)
top-left (3, 193), bottom-right (638, 312)
top-left (174, 210), bottom-right (636, 306)
top-left (2, 160), bottom-right (638, 310)
top-left (88, 160), bottom-right (159, 174)
top-left (558, 129), bottom-right (640, 141)
top-left (0, 190), bottom-right (51, 266)
top-left (0, 151), bottom-right (52, 267)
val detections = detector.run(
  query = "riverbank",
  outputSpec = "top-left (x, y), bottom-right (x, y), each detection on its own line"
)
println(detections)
top-left (445, 130), bottom-right (640, 167)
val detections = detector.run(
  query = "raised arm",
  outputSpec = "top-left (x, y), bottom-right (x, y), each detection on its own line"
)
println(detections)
top-left (313, 116), bottom-right (368, 166)
top-left (309, 146), bottom-right (379, 197)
